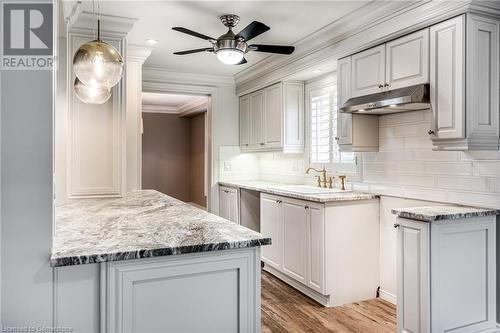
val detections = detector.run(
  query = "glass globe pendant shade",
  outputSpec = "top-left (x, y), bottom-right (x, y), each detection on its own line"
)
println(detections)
top-left (74, 77), bottom-right (111, 105)
top-left (73, 39), bottom-right (124, 89)
top-left (216, 49), bottom-right (244, 65)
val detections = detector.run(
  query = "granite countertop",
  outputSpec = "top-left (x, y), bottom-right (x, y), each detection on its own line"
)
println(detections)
top-left (392, 205), bottom-right (500, 222)
top-left (219, 180), bottom-right (378, 203)
top-left (51, 190), bottom-right (271, 267)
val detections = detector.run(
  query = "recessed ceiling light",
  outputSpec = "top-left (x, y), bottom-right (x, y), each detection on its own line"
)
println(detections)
top-left (146, 38), bottom-right (158, 45)
top-left (390, 104), bottom-right (397, 107)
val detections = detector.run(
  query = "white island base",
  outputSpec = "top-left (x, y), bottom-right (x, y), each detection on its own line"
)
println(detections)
top-left (54, 247), bottom-right (261, 333)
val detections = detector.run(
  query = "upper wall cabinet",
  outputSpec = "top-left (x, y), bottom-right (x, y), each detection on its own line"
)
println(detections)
top-left (351, 29), bottom-right (429, 98)
top-left (429, 14), bottom-right (499, 150)
top-left (240, 82), bottom-right (304, 153)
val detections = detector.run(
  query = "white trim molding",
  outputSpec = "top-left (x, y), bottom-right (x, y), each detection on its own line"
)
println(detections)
top-left (379, 289), bottom-right (396, 305)
top-left (143, 67), bottom-right (235, 87)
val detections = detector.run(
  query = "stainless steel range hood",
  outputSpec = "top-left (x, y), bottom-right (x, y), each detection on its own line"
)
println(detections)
top-left (340, 83), bottom-right (430, 115)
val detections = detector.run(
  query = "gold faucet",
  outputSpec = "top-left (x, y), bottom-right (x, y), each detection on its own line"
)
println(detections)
top-left (306, 166), bottom-right (328, 188)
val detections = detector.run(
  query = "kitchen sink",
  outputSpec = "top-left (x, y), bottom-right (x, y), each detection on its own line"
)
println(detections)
top-left (271, 184), bottom-right (352, 194)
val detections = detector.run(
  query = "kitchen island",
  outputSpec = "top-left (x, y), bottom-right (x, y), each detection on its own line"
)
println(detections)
top-left (51, 190), bottom-right (270, 333)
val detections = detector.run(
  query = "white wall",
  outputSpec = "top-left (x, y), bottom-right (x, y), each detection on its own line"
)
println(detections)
top-left (1, 64), bottom-right (53, 326)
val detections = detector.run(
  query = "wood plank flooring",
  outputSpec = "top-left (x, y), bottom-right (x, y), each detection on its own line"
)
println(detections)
top-left (261, 271), bottom-right (396, 333)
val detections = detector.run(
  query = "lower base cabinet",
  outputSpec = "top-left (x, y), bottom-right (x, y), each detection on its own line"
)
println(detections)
top-left (260, 193), bottom-right (380, 306)
top-left (396, 216), bottom-right (496, 333)
top-left (54, 248), bottom-right (262, 333)
top-left (219, 186), bottom-right (239, 223)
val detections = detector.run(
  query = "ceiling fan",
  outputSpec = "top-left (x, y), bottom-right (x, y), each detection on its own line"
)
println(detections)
top-left (172, 14), bottom-right (295, 65)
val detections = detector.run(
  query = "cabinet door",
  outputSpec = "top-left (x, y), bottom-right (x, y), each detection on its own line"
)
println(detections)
top-left (281, 198), bottom-right (308, 284)
top-left (264, 83), bottom-right (283, 148)
top-left (466, 14), bottom-right (500, 144)
top-left (260, 194), bottom-right (282, 270)
top-left (239, 96), bottom-right (250, 148)
top-left (283, 83), bottom-right (304, 150)
top-left (386, 29), bottom-right (429, 90)
top-left (226, 187), bottom-right (239, 224)
top-left (250, 91), bottom-right (265, 148)
top-left (337, 57), bottom-right (353, 145)
top-left (396, 218), bottom-right (430, 333)
top-left (306, 204), bottom-right (325, 293)
top-left (219, 188), bottom-right (229, 220)
top-left (430, 15), bottom-right (465, 139)
top-left (351, 45), bottom-right (386, 97)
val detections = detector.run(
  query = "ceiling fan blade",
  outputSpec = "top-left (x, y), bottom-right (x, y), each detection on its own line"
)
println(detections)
top-left (235, 21), bottom-right (270, 41)
top-left (173, 48), bottom-right (213, 55)
top-left (249, 44), bottom-right (295, 55)
top-left (236, 58), bottom-right (247, 65)
top-left (172, 27), bottom-right (216, 42)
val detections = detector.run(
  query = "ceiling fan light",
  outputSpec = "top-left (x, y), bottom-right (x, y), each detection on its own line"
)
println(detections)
top-left (73, 40), bottom-right (124, 89)
top-left (74, 77), bottom-right (112, 105)
top-left (216, 49), bottom-right (244, 65)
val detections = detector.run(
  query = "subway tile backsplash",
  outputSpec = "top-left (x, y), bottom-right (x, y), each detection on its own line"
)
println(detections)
top-left (220, 110), bottom-right (500, 208)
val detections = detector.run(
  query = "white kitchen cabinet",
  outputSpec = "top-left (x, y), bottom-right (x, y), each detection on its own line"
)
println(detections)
top-left (260, 194), bottom-right (283, 270)
top-left (306, 203), bottom-right (325, 294)
top-left (239, 82), bottom-right (304, 152)
top-left (429, 16), bottom-right (465, 141)
top-left (430, 14), bottom-right (500, 150)
top-left (386, 29), bottom-right (429, 90)
top-left (249, 91), bottom-right (265, 148)
top-left (396, 218), bottom-right (430, 333)
top-left (260, 193), bottom-right (379, 307)
top-left (281, 198), bottom-right (308, 284)
top-left (219, 186), bottom-right (239, 224)
top-left (264, 83), bottom-right (283, 148)
top-left (351, 45), bottom-right (386, 97)
top-left (337, 57), bottom-right (353, 146)
top-left (239, 96), bottom-right (250, 148)
top-left (395, 215), bottom-right (497, 333)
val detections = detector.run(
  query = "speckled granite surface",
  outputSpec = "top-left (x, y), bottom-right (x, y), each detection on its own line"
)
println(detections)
top-left (51, 190), bottom-right (271, 267)
top-left (392, 205), bottom-right (500, 222)
top-left (219, 181), bottom-right (378, 203)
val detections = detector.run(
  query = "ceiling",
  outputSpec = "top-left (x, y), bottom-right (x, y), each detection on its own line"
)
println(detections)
top-left (78, 1), bottom-right (372, 76)
top-left (142, 92), bottom-right (208, 114)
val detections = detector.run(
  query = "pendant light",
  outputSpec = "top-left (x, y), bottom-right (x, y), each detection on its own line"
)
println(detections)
top-left (73, 2), bottom-right (123, 90)
top-left (74, 77), bottom-right (111, 105)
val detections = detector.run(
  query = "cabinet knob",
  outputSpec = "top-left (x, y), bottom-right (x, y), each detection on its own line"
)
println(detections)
top-left (260, 143), bottom-right (265, 146)
top-left (384, 83), bottom-right (390, 88)
top-left (378, 84), bottom-right (384, 89)
top-left (334, 137), bottom-right (340, 141)
top-left (428, 130), bottom-right (435, 135)
top-left (304, 205), bottom-right (309, 210)
top-left (393, 223), bottom-right (400, 228)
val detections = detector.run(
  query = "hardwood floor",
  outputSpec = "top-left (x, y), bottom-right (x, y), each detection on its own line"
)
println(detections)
top-left (261, 271), bottom-right (396, 333)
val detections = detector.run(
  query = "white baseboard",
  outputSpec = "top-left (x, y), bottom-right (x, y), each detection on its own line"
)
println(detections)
top-left (263, 265), bottom-right (333, 307)
top-left (379, 289), bottom-right (396, 305)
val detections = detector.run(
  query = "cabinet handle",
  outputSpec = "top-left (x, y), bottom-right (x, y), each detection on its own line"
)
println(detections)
top-left (393, 223), bottom-right (400, 228)
top-left (428, 130), bottom-right (435, 135)
top-left (384, 83), bottom-right (390, 88)
top-left (334, 137), bottom-right (340, 141)
top-left (304, 205), bottom-right (309, 210)
top-left (378, 84), bottom-right (384, 89)
top-left (276, 199), bottom-right (282, 204)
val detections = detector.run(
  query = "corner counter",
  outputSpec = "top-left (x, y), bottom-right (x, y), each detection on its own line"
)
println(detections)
top-left (52, 190), bottom-right (270, 333)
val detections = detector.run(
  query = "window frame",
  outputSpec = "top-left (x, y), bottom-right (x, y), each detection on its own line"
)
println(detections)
top-left (304, 72), bottom-right (362, 181)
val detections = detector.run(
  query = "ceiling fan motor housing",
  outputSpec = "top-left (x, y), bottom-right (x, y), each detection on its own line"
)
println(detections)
top-left (220, 14), bottom-right (240, 28)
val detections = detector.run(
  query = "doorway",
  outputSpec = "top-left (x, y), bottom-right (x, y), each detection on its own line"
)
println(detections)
top-left (141, 92), bottom-right (209, 209)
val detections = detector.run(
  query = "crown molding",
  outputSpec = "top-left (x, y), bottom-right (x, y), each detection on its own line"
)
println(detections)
top-left (67, 9), bottom-right (137, 37)
top-left (141, 104), bottom-right (178, 114)
top-left (234, 0), bottom-right (496, 96)
top-left (178, 97), bottom-right (208, 117)
top-left (142, 67), bottom-right (235, 87)
top-left (128, 45), bottom-right (154, 64)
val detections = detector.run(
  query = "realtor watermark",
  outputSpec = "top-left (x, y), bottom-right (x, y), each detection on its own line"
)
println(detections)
top-left (0, 326), bottom-right (73, 332)
top-left (1, 1), bottom-right (54, 70)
